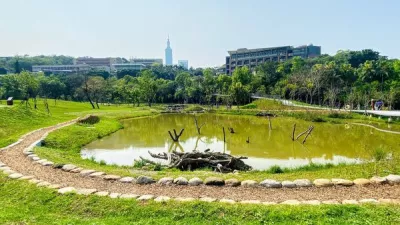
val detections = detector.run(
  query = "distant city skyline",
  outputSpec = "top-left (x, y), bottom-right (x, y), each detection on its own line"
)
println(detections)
top-left (1, 0), bottom-right (400, 68)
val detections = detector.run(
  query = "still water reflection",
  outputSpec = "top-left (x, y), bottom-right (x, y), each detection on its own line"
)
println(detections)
top-left (81, 114), bottom-right (400, 170)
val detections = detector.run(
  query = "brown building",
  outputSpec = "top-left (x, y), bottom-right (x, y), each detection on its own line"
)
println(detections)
top-left (226, 44), bottom-right (321, 75)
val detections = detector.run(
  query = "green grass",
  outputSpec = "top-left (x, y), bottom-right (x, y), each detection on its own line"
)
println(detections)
top-left (1, 174), bottom-right (400, 224)
top-left (0, 99), bottom-right (159, 148)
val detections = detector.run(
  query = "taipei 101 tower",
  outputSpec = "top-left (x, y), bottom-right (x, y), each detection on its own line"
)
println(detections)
top-left (165, 36), bottom-right (173, 65)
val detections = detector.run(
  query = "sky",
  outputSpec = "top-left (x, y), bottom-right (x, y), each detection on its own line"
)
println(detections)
top-left (0, 0), bottom-right (399, 68)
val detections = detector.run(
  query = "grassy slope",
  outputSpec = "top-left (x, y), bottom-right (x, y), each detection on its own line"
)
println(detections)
top-left (0, 175), bottom-right (399, 225)
top-left (0, 100), bottom-right (158, 148)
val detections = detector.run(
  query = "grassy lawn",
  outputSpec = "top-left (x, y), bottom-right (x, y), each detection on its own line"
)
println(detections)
top-left (0, 174), bottom-right (400, 225)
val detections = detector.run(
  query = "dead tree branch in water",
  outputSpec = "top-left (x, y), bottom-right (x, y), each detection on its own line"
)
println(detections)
top-left (228, 127), bottom-right (235, 133)
top-left (302, 126), bottom-right (314, 144)
top-left (296, 126), bottom-right (312, 140)
top-left (193, 115), bottom-right (205, 135)
top-left (291, 123), bottom-right (296, 141)
top-left (168, 128), bottom-right (185, 142)
top-left (222, 127), bottom-right (226, 142)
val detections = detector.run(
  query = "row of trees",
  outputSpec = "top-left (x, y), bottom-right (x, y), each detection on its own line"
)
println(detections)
top-left (0, 49), bottom-right (400, 109)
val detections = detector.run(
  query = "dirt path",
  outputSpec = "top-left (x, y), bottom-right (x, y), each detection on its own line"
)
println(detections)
top-left (1, 120), bottom-right (400, 202)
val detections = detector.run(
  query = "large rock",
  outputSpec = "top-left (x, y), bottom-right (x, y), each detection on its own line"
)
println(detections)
top-left (293, 179), bottom-right (313, 187)
top-left (353, 178), bottom-right (371, 186)
top-left (119, 194), bottom-right (140, 199)
top-left (175, 197), bottom-right (196, 202)
top-left (119, 177), bottom-right (136, 183)
top-left (61, 164), bottom-right (77, 172)
top-left (342, 199), bottom-right (359, 204)
top-left (386, 174), bottom-right (400, 184)
top-left (313, 179), bottom-right (333, 187)
top-left (89, 172), bottom-right (105, 177)
top-left (240, 200), bottom-right (261, 204)
top-left (70, 168), bottom-right (83, 173)
top-left (359, 199), bottom-right (378, 204)
top-left (260, 179), bottom-right (282, 188)
top-left (3, 169), bottom-right (15, 175)
top-left (321, 200), bottom-right (340, 205)
top-left (103, 175), bottom-right (121, 181)
top-left (219, 199), bottom-right (236, 204)
top-left (200, 197), bottom-right (217, 202)
top-left (41, 161), bottom-right (54, 166)
top-left (154, 196), bottom-right (171, 202)
top-left (109, 193), bottom-right (121, 199)
top-left (301, 200), bottom-right (321, 205)
top-left (282, 181), bottom-right (296, 188)
top-left (80, 169), bottom-right (96, 176)
top-left (173, 177), bottom-right (188, 185)
top-left (281, 200), bottom-right (301, 205)
top-left (8, 173), bottom-right (23, 179)
top-left (18, 175), bottom-right (35, 180)
top-left (222, 178), bottom-right (240, 187)
top-left (58, 187), bottom-right (77, 194)
top-left (158, 177), bottom-right (174, 185)
top-left (188, 177), bottom-right (203, 186)
top-left (240, 180), bottom-right (258, 187)
top-left (136, 176), bottom-right (155, 184)
top-left (370, 176), bottom-right (387, 184)
top-left (137, 195), bottom-right (155, 201)
top-left (77, 189), bottom-right (97, 195)
top-left (0, 166), bottom-right (11, 171)
top-left (204, 177), bottom-right (225, 186)
top-left (95, 191), bottom-right (110, 197)
top-left (331, 178), bottom-right (354, 186)
top-left (37, 181), bottom-right (51, 187)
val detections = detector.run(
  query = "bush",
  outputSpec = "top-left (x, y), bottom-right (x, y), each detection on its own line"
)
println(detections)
top-left (267, 165), bottom-right (284, 174)
top-left (184, 105), bottom-right (204, 112)
top-left (78, 115), bottom-right (100, 125)
top-left (240, 103), bottom-right (257, 109)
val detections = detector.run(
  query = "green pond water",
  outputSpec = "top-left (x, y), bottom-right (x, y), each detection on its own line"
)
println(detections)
top-left (81, 114), bottom-right (400, 170)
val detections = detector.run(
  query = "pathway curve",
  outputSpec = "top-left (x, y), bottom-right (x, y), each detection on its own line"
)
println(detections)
top-left (1, 119), bottom-right (400, 203)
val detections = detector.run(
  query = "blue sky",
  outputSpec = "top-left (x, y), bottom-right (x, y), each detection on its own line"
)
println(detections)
top-left (0, 0), bottom-right (399, 67)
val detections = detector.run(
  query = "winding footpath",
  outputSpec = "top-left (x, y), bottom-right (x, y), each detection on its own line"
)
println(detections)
top-left (1, 119), bottom-right (400, 205)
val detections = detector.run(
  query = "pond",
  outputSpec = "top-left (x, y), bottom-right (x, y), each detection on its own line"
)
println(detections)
top-left (81, 114), bottom-right (400, 170)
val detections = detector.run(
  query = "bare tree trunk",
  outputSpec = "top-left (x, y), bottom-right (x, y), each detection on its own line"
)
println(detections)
top-left (193, 114), bottom-right (205, 135)
top-left (291, 123), bottom-right (296, 141)
top-left (222, 127), bottom-right (226, 143)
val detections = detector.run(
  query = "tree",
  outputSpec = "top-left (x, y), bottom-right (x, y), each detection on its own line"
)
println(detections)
top-left (138, 70), bottom-right (158, 107)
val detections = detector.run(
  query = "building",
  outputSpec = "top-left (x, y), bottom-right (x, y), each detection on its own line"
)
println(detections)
top-left (130, 58), bottom-right (163, 67)
top-left (111, 63), bottom-right (146, 71)
top-left (225, 44), bottom-right (321, 75)
top-left (32, 64), bottom-right (90, 74)
top-left (74, 57), bottom-right (123, 72)
top-left (165, 37), bottom-right (173, 66)
top-left (178, 60), bottom-right (189, 69)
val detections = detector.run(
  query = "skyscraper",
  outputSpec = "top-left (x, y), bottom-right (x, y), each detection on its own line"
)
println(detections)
top-left (165, 37), bottom-right (173, 65)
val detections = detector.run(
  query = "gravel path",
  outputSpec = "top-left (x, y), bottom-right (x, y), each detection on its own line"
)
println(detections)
top-left (1, 120), bottom-right (400, 202)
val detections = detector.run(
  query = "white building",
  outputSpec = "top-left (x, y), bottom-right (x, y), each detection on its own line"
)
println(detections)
top-left (130, 58), bottom-right (162, 67)
top-left (178, 60), bottom-right (189, 70)
top-left (111, 63), bottom-right (146, 71)
top-left (32, 64), bottom-right (90, 74)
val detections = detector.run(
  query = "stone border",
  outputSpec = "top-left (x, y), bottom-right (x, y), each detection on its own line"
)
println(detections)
top-left (7, 117), bottom-right (400, 190)
top-left (1, 161), bottom-right (400, 205)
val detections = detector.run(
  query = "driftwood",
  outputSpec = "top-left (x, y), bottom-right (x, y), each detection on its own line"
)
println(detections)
top-left (168, 129), bottom-right (184, 142)
top-left (246, 137), bottom-right (250, 143)
top-left (291, 123), bottom-right (296, 141)
top-left (222, 127), bottom-right (226, 142)
top-left (295, 126), bottom-right (312, 140)
top-left (148, 150), bottom-right (252, 172)
top-left (193, 115), bottom-right (205, 135)
top-left (302, 126), bottom-right (314, 144)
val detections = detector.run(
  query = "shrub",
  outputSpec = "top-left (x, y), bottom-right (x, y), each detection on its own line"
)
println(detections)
top-left (79, 115), bottom-right (100, 125)
top-left (241, 103), bottom-right (257, 109)
top-left (267, 165), bottom-right (284, 174)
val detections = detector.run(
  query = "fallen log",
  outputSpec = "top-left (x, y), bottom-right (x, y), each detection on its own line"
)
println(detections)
top-left (148, 150), bottom-right (252, 172)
